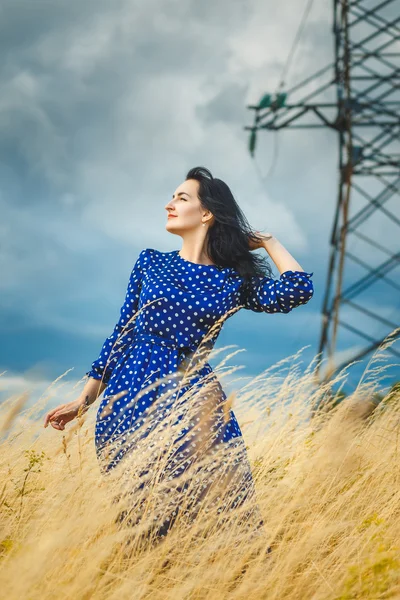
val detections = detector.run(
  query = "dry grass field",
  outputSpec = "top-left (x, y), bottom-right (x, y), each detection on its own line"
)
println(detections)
top-left (0, 330), bottom-right (399, 599)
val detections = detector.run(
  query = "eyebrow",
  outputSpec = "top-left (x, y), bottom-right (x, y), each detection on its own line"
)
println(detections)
top-left (172, 192), bottom-right (190, 198)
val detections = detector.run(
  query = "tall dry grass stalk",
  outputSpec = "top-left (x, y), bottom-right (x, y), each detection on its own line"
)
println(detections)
top-left (0, 329), bottom-right (399, 599)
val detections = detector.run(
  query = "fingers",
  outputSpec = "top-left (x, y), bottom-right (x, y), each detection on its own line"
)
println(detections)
top-left (49, 412), bottom-right (65, 430)
top-left (44, 405), bottom-right (66, 428)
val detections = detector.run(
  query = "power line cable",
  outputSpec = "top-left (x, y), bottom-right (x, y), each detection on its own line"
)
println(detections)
top-left (278, 0), bottom-right (317, 92)
top-left (251, 0), bottom-right (316, 183)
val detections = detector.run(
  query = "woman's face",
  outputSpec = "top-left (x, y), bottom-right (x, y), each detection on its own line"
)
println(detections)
top-left (165, 178), bottom-right (213, 234)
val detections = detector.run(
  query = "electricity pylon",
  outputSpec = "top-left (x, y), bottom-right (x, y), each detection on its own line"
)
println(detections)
top-left (246, 0), bottom-right (400, 384)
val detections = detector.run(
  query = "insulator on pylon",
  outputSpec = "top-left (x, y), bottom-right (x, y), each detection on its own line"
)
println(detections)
top-left (249, 130), bottom-right (257, 156)
top-left (258, 94), bottom-right (271, 109)
top-left (275, 92), bottom-right (287, 108)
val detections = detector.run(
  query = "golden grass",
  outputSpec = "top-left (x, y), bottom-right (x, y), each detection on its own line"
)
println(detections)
top-left (0, 329), bottom-right (399, 600)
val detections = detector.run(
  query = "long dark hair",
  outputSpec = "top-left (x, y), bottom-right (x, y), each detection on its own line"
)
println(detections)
top-left (185, 166), bottom-right (273, 283)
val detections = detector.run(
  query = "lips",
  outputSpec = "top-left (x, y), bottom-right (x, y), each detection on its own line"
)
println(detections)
top-left (168, 215), bottom-right (178, 218)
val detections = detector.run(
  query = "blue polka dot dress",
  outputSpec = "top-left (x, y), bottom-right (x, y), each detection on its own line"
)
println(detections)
top-left (86, 248), bottom-right (314, 534)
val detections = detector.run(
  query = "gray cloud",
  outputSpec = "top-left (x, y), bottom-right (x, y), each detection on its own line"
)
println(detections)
top-left (4, 0), bottom-right (387, 388)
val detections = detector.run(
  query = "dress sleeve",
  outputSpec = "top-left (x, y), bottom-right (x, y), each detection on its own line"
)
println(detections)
top-left (85, 248), bottom-right (151, 384)
top-left (240, 269), bottom-right (314, 314)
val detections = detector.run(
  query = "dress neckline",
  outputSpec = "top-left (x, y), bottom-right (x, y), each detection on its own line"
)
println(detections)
top-left (175, 250), bottom-right (221, 269)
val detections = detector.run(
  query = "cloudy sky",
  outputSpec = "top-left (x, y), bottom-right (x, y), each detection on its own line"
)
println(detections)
top-left (1, 0), bottom-right (398, 410)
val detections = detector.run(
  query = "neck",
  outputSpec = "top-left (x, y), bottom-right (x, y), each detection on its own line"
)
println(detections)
top-left (179, 235), bottom-right (214, 265)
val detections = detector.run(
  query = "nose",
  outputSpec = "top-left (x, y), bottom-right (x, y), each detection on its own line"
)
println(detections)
top-left (165, 200), bottom-right (177, 214)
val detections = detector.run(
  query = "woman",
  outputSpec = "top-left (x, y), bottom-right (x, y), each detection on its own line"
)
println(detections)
top-left (43, 166), bottom-right (314, 539)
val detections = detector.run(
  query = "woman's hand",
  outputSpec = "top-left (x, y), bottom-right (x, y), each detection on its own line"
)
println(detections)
top-left (248, 231), bottom-right (274, 251)
top-left (44, 398), bottom-right (87, 431)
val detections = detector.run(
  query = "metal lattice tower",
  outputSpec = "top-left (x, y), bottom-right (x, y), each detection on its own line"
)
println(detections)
top-left (246, 0), bottom-right (400, 384)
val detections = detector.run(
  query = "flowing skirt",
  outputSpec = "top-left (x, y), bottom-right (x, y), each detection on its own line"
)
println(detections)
top-left (93, 334), bottom-right (266, 542)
